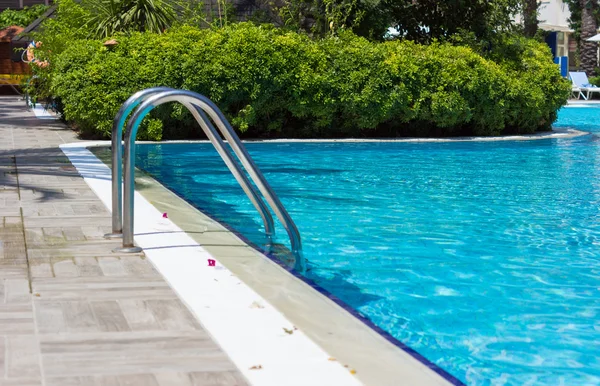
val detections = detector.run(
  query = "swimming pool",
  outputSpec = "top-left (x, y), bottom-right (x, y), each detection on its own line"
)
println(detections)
top-left (135, 107), bottom-right (600, 385)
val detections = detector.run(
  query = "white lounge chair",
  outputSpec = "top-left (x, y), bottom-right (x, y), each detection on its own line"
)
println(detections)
top-left (572, 84), bottom-right (586, 100)
top-left (569, 71), bottom-right (600, 100)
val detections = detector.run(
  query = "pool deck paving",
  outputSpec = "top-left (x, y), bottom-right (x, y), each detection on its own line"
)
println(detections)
top-left (0, 96), bottom-right (248, 385)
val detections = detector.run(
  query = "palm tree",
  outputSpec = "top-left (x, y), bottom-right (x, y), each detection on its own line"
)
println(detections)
top-left (523, 0), bottom-right (538, 38)
top-left (84, 0), bottom-right (177, 38)
top-left (580, 0), bottom-right (598, 76)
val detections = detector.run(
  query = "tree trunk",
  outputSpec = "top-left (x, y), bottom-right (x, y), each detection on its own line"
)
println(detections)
top-left (523, 0), bottom-right (538, 38)
top-left (580, 0), bottom-right (598, 77)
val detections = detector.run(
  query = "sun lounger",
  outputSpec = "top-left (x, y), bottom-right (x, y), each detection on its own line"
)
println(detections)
top-left (569, 71), bottom-right (600, 100)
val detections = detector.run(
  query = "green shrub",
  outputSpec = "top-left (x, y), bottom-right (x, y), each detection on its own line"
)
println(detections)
top-left (0, 5), bottom-right (49, 29)
top-left (36, 23), bottom-right (569, 140)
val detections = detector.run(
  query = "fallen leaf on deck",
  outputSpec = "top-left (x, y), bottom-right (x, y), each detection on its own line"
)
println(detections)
top-left (250, 301), bottom-right (264, 309)
top-left (328, 357), bottom-right (336, 361)
top-left (350, 369), bottom-right (357, 374)
top-left (249, 365), bottom-right (263, 370)
top-left (283, 327), bottom-right (294, 334)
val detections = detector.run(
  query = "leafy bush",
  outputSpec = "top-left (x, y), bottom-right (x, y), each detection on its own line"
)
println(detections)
top-left (0, 5), bottom-right (49, 29)
top-left (589, 74), bottom-right (600, 87)
top-left (35, 23), bottom-right (569, 140)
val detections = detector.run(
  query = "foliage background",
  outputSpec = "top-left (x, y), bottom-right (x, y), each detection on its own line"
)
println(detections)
top-left (0, 4), bottom-right (49, 29)
top-left (26, 0), bottom-right (570, 140)
top-left (30, 20), bottom-right (570, 140)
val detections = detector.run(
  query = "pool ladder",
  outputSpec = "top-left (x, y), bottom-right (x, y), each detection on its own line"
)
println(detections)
top-left (106, 88), bottom-right (304, 270)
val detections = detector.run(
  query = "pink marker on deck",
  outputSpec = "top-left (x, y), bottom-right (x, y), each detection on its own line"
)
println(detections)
top-left (162, 212), bottom-right (168, 218)
top-left (208, 259), bottom-right (216, 267)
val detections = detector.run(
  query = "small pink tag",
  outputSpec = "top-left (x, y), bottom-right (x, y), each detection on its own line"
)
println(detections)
top-left (208, 259), bottom-right (216, 267)
top-left (162, 212), bottom-right (168, 218)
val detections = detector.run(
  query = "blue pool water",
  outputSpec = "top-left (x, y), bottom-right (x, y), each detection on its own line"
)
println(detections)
top-left (136, 107), bottom-right (600, 385)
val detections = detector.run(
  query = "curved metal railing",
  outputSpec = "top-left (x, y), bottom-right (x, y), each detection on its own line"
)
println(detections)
top-left (112, 89), bottom-right (302, 267)
top-left (105, 87), bottom-right (171, 237)
top-left (106, 88), bottom-right (275, 240)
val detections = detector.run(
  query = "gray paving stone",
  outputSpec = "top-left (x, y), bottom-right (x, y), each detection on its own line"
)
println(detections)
top-left (91, 300), bottom-right (131, 332)
top-left (46, 375), bottom-right (121, 386)
top-left (189, 372), bottom-right (248, 386)
top-left (98, 257), bottom-right (128, 277)
top-left (119, 374), bottom-right (160, 386)
top-left (62, 301), bottom-right (99, 333)
top-left (30, 262), bottom-right (53, 278)
top-left (4, 279), bottom-right (30, 304)
top-left (153, 372), bottom-right (194, 386)
top-left (75, 256), bottom-right (103, 277)
top-left (147, 300), bottom-right (200, 331)
top-left (53, 259), bottom-right (79, 277)
top-left (35, 301), bottom-right (67, 334)
top-left (119, 300), bottom-right (161, 331)
top-left (6, 335), bottom-right (42, 379)
top-left (0, 303), bottom-right (35, 334)
top-left (40, 331), bottom-right (237, 377)
top-left (0, 335), bottom-right (5, 379)
top-left (63, 227), bottom-right (87, 241)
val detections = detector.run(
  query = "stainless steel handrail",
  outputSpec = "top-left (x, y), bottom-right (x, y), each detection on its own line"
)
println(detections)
top-left (106, 87), bottom-right (275, 240)
top-left (105, 87), bottom-right (172, 238)
top-left (116, 90), bottom-right (302, 261)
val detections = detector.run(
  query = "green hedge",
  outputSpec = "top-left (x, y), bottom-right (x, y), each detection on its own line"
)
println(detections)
top-left (0, 5), bottom-right (49, 29)
top-left (38, 23), bottom-right (569, 140)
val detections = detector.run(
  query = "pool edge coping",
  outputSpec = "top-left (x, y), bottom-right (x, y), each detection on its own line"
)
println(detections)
top-left (71, 128), bottom-right (586, 147)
